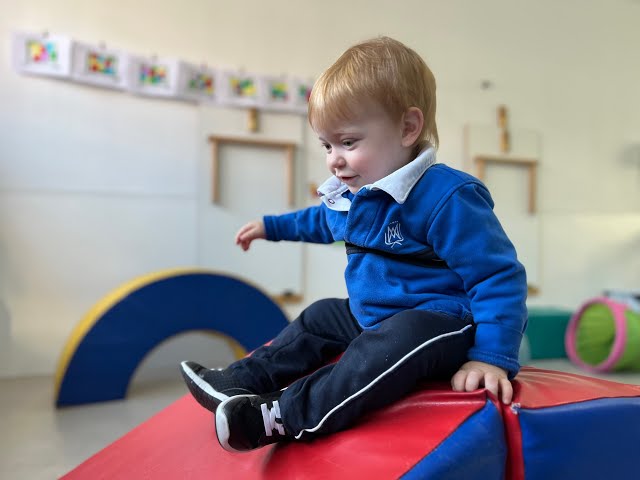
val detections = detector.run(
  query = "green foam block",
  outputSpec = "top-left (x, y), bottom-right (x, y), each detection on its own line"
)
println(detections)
top-left (525, 307), bottom-right (572, 359)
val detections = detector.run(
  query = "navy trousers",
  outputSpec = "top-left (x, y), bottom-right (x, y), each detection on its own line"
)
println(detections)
top-left (226, 298), bottom-right (475, 440)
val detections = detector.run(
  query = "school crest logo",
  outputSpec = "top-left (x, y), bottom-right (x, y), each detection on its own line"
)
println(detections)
top-left (384, 221), bottom-right (404, 248)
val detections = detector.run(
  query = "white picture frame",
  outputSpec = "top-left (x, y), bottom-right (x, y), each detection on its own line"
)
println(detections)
top-left (218, 70), bottom-right (262, 108)
top-left (260, 75), bottom-right (294, 112)
top-left (291, 77), bottom-right (312, 114)
top-left (259, 76), bottom-right (312, 114)
top-left (71, 41), bottom-right (129, 90)
top-left (126, 56), bottom-right (182, 98)
top-left (12, 31), bottom-right (73, 78)
top-left (177, 62), bottom-right (218, 103)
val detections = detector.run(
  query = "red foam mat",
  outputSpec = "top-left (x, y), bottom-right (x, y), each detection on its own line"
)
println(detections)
top-left (511, 367), bottom-right (640, 408)
top-left (63, 367), bottom-right (640, 479)
top-left (61, 385), bottom-right (487, 480)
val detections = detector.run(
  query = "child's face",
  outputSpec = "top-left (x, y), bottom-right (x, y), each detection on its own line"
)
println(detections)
top-left (315, 103), bottom-right (412, 194)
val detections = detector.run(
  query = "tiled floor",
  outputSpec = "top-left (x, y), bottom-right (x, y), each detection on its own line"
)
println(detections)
top-left (2, 360), bottom-right (640, 480)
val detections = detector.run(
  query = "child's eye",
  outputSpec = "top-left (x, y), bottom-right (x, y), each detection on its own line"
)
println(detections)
top-left (321, 143), bottom-right (331, 152)
top-left (342, 139), bottom-right (355, 148)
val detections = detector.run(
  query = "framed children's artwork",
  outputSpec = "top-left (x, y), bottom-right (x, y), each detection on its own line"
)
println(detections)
top-left (11, 30), bottom-right (311, 113)
top-left (126, 56), bottom-right (182, 98)
top-left (71, 42), bottom-right (129, 90)
top-left (177, 63), bottom-right (218, 102)
top-left (291, 78), bottom-right (312, 114)
top-left (259, 76), bottom-right (312, 113)
top-left (218, 70), bottom-right (262, 108)
top-left (12, 31), bottom-right (73, 78)
top-left (260, 76), bottom-right (293, 111)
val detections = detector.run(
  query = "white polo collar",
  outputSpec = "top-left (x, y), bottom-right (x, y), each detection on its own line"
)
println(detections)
top-left (317, 146), bottom-right (437, 211)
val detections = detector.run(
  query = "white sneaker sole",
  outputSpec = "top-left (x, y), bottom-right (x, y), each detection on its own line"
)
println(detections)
top-left (215, 395), bottom-right (256, 453)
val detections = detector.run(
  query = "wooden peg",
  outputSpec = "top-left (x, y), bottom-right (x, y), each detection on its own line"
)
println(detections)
top-left (247, 108), bottom-right (259, 133)
top-left (500, 129), bottom-right (510, 153)
top-left (497, 105), bottom-right (508, 128)
top-left (497, 105), bottom-right (510, 153)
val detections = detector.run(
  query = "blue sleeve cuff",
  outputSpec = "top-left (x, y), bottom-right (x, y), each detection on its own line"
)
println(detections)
top-left (263, 215), bottom-right (280, 241)
top-left (468, 322), bottom-right (524, 379)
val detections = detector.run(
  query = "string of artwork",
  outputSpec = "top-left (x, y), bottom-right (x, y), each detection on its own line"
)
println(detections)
top-left (11, 31), bottom-right (312, 113)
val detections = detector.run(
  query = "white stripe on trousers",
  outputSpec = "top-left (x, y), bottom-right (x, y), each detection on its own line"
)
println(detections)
top-left (293, 323), bottom-right (474, 440)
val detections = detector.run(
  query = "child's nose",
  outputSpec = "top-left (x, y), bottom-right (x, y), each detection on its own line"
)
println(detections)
top-left (327, 151), bottom-right (345, 170)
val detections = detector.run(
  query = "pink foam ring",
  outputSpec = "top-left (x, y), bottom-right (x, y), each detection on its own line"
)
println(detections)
top-left (565, 297), bottom-right (629, 373)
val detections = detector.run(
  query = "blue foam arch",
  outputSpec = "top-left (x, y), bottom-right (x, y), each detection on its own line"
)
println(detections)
top-left (55, 269), bottom-right (289, 406)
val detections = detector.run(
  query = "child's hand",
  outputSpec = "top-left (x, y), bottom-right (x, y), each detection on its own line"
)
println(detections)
top-left (235, 221), bottom-right (266, 251)
top-left (451, 360), bottom-right (513, 404)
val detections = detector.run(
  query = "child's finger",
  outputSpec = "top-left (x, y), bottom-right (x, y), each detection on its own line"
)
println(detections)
top-left (450, 370), bottom-right (467, 392)
top-left (483, 374), bottom-right (499, 398)
top-left (500, 378), bottom-right (513, 404)
top-left (464, 370), bottom-right (482, 392)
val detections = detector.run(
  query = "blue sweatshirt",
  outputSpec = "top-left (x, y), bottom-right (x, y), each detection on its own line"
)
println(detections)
top-left (263, 148), bottom-right (528, 378)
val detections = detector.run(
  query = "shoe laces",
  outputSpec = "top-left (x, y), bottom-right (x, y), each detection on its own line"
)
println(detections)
top-left (260, 400), bottom-right (285, 437)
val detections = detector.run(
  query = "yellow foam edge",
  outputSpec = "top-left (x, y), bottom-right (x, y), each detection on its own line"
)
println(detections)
top-left (54, 267), bottom-right (213, 400)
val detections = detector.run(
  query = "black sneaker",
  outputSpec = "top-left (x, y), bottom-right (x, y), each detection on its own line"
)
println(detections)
top-left (180, 360), bottom-right (254, 412)
top-left (215, 392), bottom-right (290, 452)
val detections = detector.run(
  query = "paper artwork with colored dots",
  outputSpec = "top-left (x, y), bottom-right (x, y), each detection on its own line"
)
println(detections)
top-left (12, 32), bottom-right (73, 78)
top-left (266, 78), bottom-right (290, 103)
top-left (297, 84), bottom-right (312, 103)
top-left (12, 30), bottom-right (312, 113)
top-left (218, 71), bottom-right (262, 107)
top-left (256, 76), bottom-right (311, 113)
top-left (259, 76), bottom-right (292, 111)
top-left (292, 78), bottom-right (313, 113)
top-left (126, 56), bottom-right (181, 98)
top-left (177, 63), bottom-right (218, 102)
top-left (72, 42), bottom-right (129, 90)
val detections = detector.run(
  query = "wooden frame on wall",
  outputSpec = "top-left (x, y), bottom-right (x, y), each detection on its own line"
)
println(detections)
top-left (474, 155), bottom-right (539, 214)
top-left (208, 135), bottom-right (297, 206)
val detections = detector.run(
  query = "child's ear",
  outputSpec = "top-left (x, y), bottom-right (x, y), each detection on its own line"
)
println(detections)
top-left (401, 107), bottom-right (424, 147)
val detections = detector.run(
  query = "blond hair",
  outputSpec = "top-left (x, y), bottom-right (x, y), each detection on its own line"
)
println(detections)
top-left (308, 36), bottom-right (438, 149)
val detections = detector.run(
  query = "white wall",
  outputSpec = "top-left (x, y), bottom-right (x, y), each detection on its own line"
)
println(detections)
top-left (0, 0), bottom-right (639, 379)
